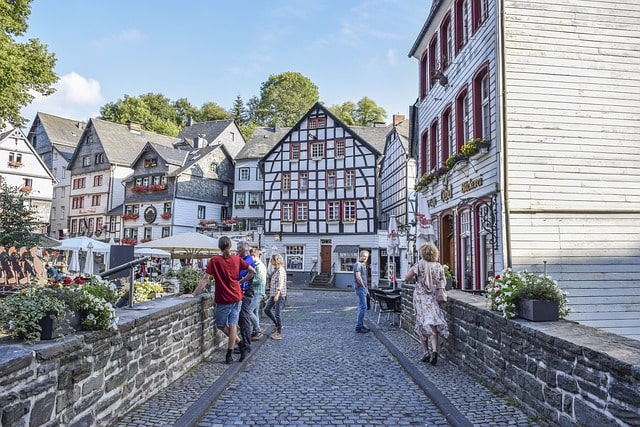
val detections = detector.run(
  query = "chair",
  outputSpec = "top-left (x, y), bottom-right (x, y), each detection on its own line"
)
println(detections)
top-left (377, 293), bottom-right (402, 326)
top-left (370, 289), bottom-right (387, 314)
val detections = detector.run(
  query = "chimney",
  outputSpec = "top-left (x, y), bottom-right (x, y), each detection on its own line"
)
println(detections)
top-left (187, 116), bottom-right (193, 127)
top-left (393, 114), bottom-right (405, 126)
top-left (127, 121), bottom-right (143, 134)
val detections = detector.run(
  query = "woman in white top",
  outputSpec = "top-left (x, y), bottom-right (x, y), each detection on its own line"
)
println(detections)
top-left (264, 253), bottom-right (287, 340)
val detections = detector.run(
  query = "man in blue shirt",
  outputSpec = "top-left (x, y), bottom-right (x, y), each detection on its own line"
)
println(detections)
top-left (236, 241), bottom-right (256, 358)
top-left (353, 250), bottom-right (370, 333)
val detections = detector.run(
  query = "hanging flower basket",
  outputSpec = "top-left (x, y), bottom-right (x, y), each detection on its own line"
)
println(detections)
top-left (161, 212), bottom-right (172, 219)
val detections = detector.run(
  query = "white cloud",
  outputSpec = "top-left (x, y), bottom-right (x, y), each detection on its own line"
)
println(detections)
top-left (20, 72), bottom-right (104, 125)
top-left (387, 48), bottom-right (398, 65)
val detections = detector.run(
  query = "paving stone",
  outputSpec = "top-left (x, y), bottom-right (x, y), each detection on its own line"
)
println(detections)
top-left (116, 288), bottom-right (540, 427)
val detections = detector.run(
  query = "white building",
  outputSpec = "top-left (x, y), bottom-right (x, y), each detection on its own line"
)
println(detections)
top-left (409, 0), bottom-right (640, 339)
top-left (0, 126), bottom-right (55, 231)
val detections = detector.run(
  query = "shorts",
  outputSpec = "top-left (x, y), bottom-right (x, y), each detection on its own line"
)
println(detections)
top-left (215, 301), bottom-right (242, 327)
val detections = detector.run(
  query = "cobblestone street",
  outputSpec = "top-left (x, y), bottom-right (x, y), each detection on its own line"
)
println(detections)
top-left (117, 288), bottom-right (539, 427)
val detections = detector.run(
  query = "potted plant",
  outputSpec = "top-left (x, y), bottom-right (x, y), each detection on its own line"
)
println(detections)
top-left (443, 265), bottom-right (457, 290)
top-left (0, 286), bottom-right (68, 342)
top-left (486, 268), bottom-right (569, 321)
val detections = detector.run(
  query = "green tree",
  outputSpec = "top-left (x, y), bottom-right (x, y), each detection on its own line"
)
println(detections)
top-left (173, 97), bottom-right (198, 127)
top-left (255, 72), bottom-right (319, 127)
top-left (0, 0), bottom-right (58, 128)
top-left (100, 93), bottom-right (183, 136)
top-left (354, 97), bottom-right (386, 126)
top-left (328, 101), bottom-right (357, 126)
top-left (0, 182), bottom-right (40, 248)
top-left (194, 102), bottom-right (230, 122)
top-left (330, 97), bottom-right (386, 127)
top-left (229, 95), bottom-right (248, 125)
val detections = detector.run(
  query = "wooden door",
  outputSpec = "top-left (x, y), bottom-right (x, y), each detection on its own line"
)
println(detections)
top-left (321, 245), bottom-right (332, 273)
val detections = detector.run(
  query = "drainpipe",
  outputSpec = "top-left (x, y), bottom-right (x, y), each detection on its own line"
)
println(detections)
top-left (497, 0), bottom-right (512, 268)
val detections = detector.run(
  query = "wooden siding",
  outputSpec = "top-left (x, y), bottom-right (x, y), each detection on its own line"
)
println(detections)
top-left (504, 0), bottom-right (640, 337)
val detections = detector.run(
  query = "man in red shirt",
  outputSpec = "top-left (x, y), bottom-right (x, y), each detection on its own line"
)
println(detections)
top-left (184, 236), bottom-right (255, 363)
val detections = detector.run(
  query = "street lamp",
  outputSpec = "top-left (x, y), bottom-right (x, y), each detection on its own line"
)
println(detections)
top-left (256, 225), bottom-right (263, 252)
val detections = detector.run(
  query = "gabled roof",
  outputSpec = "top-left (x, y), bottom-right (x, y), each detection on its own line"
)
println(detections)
top-left (132, 142), bottom-right (191, 168)
top-left (177, 119), bottom-right (236, 147)
top-left (349, 124), bottom-right (391, 154)
top-left (166, 143), bottom-right (232, 178)
top-left (0, 127), bottom-right (55, 181)
top-left (28, 112), bottom-right (85, 148)
top-left (70, 118), bottom-right (182, 167)
top-left (262, 102), bottom-right (387, 160)
top-left (394, 120), bottom-right (411, 151)
top-left (236, 125), bottom-right (290, 160)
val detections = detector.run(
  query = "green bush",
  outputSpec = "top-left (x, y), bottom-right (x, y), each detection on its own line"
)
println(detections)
top-left (176, 267), bottom-right (204, 294)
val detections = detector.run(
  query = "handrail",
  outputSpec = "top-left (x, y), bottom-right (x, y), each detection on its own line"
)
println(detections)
top-left (99, 257), bottom-right (150, 308)
top-left (309, 260), bottom-right (318, 283)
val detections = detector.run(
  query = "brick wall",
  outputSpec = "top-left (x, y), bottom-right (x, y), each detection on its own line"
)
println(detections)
top-left (400, 286), bottom-right (640, 426)
top-left (0, 295), bottom-right (222, 426)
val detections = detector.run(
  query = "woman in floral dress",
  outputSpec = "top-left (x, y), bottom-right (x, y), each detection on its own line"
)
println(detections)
top-left (405, 242), bottom-right (449, 365)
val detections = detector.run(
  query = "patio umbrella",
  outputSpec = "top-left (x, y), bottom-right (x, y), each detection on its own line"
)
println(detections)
top-left (68, 250), bottom-right (80, 273)
top-left (387, 215), bottom-right (400, 288)
top-left (83, 243), bottom-right (94, 276)
top-left (134, 247), bottom-right (172, 258)
top-left (135, 232), bottom-right (223, 259)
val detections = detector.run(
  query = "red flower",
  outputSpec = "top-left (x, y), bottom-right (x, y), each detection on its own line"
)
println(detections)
top-left (495, 274), bottom-right (501, 280)
top-left (74, 277), bottom-right (84, 284)
top-left (63, 277), bottom-right (72, 284)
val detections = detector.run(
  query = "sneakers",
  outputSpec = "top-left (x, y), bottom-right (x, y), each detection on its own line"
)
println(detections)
top-left (270, 331), bottom-right (283, 340)
top-left (356, 326), bottom-right (370, 333)
top-left (251, 331), bottom-right (264, 341)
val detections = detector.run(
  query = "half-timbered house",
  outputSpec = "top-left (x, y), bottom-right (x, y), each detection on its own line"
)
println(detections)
top-left (409, 0), bottom-right (640, 339)
top-left (260, 103), bottom-right (389, 287)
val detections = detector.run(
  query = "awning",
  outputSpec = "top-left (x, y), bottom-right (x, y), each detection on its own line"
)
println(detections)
top-left (334, 245), bottom-right (359, 253)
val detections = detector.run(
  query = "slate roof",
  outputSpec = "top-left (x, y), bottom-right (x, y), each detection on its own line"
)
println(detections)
top-left (349, 124), bottom-right (392, 154)
top-left (31, 112), bottom-right (85, 148)
top-left (177, 119), bottom-right (236, 147)
top-left (236, 126), bottom-right (290, 160)
top-left (395, 120), bottom-right (411, 151)
top-left (88, 118), bottom-right (182, 167)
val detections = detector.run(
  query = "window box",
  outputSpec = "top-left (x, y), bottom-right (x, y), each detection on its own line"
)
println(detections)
top-left (8, 161), bottom-right (23, 168)
top-left (131, 185), bottom-right (148, 193)
top-left (121, 237), bottom-right (137, 245)
top-left (149, 184), bottom-right (166, 192)
top-left (140, 237), bottom-right (152, 243)
top-left (20, 186), bottom-right (32, 193)
top-left (122, 213), bottom-right (139, 220)
top-left (199, 219), bottom-right (217, 227)
top-left (161, 212), bottom-right (172, 220)
top-left (342, 219), bottom-right (356, 223)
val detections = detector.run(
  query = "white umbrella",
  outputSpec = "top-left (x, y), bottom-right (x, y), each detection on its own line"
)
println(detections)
top-left (56, 236), bottom-right (111, 254)
top-left (68, 250), bottom-right (80, 273)
top-left (83, 242), bottom-right (94, 276)
top-left (135, 232), bottom-right (222, 258)
top-left (387, 215), bottom-right (400, 288)
top-left (134, 247), bottom-right (172, 258)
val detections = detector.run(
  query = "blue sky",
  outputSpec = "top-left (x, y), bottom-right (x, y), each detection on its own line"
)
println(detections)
top-left (20, 0), bottom-right (432, 129)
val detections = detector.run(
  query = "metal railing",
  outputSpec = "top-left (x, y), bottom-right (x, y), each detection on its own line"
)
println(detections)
top-left (99, 257), bottom-right (149, 308)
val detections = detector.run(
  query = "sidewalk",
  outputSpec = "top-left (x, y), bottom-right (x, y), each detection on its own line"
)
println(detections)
top-left (116, 288), bottom-right (541, 427)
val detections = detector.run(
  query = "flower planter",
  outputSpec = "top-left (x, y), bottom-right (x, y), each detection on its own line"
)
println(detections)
top-left (39, 310), bottom-right (83, 339)
top-left (518, 299), bottom-right (559, 322)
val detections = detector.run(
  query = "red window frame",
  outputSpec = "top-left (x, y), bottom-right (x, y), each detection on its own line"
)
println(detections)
top-left (455, 87), bottom-right (469, 151)
top-left (441, 107), bottom-right (452, 166)
top-left (428, 36), bottom-right (438, 88)
top-left (440, 13), bottom-right (452, 70)
top-left (473, 63), bottom-right (490, 140)
top-left (420, 52), bottom-right (428, 99)
top-left (429, 120), bottom-right (438, 172)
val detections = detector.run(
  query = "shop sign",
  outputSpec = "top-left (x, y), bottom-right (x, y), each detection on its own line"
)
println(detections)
top-left (441, 185), bottom-right (453, 202)
top-left (461, 177), bottom-right (483, 193)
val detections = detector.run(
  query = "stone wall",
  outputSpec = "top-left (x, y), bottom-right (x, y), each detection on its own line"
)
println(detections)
top-left (399, 287), bottom-right (640, 426)
top-left (0, 295), bottom-right (222, 427)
